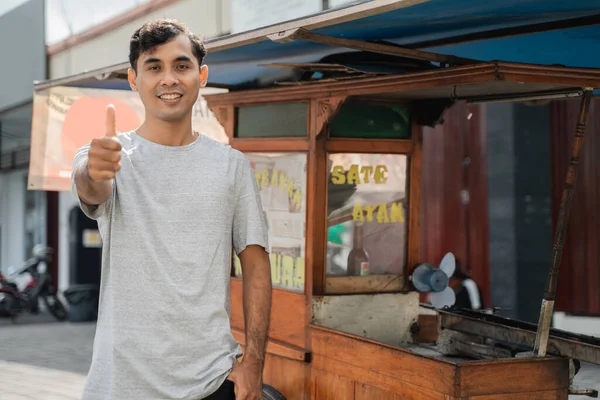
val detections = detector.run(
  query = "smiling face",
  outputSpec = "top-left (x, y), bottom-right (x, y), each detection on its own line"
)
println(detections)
top-left (127, 34), bottom-right (208, 123)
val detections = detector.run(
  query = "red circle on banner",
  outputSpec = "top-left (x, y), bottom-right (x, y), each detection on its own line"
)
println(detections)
top-left (61, 97), bottom-right (141, 163)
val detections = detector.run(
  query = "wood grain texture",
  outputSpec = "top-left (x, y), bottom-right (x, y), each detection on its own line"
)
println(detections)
top-left (325, 138), bottom-right (414, 154)
top-left (466, 389), bottom-right (568, 400)
top-left (311, 368), bottom-right (355, 400)
top-left (204, 64), bottom-right (498, 105)
top-left (310, 325), bottom-right (457, 396)
top-left (212, 105), bottom-right (234, 140)
top-left (406, 122), bottom-right (423, 282)
top-left (355, 382), bottom-right (395, 400)
top-left (316, 96), bottom-right (346, 136)
top-left (203, 62), bottom-right (600, 106)
top-left (311, 354), bottom-right (449, 400)
top-left (309, 98), bottom-right (329, 295)
top-left (230, 138), bottom-right (310, 152)
top-left (325, 275), bottom-right (404, 294)
top-left (458, 358), bottom-right (569, 397)
top-left (417, 313), bottom-right (439, 343)
top-left (263, 353), bottom-right (310, 400)
top-left (230, 279), bottom-right (307, 348)
top-left (231, 328), bottom-right (309, 362)
top-left (463, 105), bottom-right (490, 308)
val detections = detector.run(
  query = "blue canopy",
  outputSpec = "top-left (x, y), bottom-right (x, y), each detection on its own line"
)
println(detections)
top-left (34, 0), bottom-right (600, 91)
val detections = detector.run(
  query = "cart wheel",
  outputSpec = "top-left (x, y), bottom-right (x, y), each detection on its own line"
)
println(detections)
top-left (262, 383), bottom-right (286, 400)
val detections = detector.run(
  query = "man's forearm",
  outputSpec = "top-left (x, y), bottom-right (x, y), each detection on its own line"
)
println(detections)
top-left (242, 248), bottom-right (272, 366)
top-left (74, 162), bottom-right (113, 206)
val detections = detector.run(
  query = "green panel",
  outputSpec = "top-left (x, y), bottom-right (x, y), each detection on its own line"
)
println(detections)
top-left (235, 102), bottom-right (307, 138)
top-left (330, 99), bottom-right (411, 139)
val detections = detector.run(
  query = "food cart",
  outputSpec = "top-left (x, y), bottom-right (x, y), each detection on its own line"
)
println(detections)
top-left (28, 1), bottom-right (600, 399)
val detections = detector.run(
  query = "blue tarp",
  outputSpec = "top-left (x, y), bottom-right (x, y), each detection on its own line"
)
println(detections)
top-left (203, 0), bottom-right (600, 88)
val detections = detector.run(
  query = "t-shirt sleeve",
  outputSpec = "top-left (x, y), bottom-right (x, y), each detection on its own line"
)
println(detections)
top-left (71, 142), bottom-right (114, 220)
top-left (232, 154), bottom-right (269, 256)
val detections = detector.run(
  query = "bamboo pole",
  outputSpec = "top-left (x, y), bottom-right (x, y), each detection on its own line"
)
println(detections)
top-left (533, 89), bottom-right (594, 357)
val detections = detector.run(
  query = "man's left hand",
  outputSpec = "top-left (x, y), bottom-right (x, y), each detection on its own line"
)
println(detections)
top-left (227, 359), bottom-right (263, 400)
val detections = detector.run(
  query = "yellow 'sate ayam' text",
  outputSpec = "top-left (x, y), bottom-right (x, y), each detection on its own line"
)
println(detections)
top-left (331, 164), bottom-right (404, 223)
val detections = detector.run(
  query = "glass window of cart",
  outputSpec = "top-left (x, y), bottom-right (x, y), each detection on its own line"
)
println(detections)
top-left (233, 152), bottom-right (307, 292)
top-left (326, 153), bottom-right (408, 277)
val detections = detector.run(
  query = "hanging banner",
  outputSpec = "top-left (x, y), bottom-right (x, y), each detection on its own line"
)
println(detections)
top-left (28, 86), bottom-right (228, 192)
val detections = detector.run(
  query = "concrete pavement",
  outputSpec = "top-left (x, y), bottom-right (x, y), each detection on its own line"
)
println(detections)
top-left (0, 360), bottom-right (85, 399)
top-left (0, 313), bottom-right (95, 375)
top-left (0, 313), bottom-right (93, 399)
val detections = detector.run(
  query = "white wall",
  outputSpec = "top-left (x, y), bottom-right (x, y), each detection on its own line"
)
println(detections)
top-left (50, 0), bottom-right (231, 79)
top-left (0, 170), bottom-right (27, 273)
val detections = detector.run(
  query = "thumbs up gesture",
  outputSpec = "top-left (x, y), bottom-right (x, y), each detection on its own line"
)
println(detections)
top-left (87, 104), bottom-right (123, 182)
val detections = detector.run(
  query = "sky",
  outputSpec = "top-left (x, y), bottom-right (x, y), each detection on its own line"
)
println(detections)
top-left (0, 0), bottom-right (152, 45)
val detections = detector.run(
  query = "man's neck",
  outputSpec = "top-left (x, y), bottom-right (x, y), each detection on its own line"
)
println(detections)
top-left (137, 116), bottom-right (196, 147)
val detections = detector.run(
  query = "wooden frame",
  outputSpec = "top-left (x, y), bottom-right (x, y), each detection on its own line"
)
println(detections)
top-left (318, 122), bottom-right (421, 295)
top-left (204, 62), bottom-right (600, 105)
top-left (226, 100), bottom-right (312, 297)
top-left (210, 93), bottom-right (421, 297)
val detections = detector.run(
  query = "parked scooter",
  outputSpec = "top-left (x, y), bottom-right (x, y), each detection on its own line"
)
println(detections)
top-left (0, 244), bottom-right (67, 322)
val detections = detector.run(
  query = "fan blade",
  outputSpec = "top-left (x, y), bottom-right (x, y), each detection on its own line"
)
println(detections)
top-left (439, 252), bottom-right (456, 277)
top-left (430, 287), bottom-right (456, 309)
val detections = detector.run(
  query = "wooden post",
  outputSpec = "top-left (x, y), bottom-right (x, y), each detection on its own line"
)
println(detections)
top-left (533, 89), bottom-right (594, 357)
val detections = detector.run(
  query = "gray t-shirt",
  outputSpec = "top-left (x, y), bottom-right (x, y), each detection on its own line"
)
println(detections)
top-left (71, 131), bottom-right (268, 400)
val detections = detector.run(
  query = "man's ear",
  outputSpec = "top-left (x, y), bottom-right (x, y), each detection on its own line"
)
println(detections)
top-left (199, 65), bottom-right (209, 88)
top-left (127, 68), bottom-right (138, 91)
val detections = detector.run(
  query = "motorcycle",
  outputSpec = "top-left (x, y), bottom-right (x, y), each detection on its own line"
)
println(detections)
top-left (0, 244), bottom-right (67, 322)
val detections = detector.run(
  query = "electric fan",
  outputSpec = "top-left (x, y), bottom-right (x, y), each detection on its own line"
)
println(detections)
top-left (410, 252), bottom-right (456, 309)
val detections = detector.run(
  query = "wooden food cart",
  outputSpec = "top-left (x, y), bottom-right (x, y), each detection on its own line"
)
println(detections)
top-left (28, 1), bottom-right (600, 399)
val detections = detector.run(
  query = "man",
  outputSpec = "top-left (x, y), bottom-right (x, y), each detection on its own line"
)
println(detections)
top-left (71, 19), bottom-right (272, 400)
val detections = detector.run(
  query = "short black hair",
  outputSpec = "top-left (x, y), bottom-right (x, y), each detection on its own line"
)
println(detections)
top-left (129, 19), bottom-right (207, 72)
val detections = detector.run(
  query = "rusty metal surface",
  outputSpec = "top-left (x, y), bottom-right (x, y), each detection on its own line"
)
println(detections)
top-left (438, 308), bottom-right (600, 365)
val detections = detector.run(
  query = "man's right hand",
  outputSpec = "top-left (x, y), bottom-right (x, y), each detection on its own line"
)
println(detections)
top-left (86, 104), bottom-right (122, 182)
